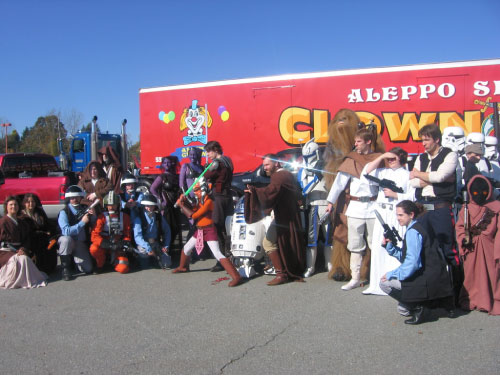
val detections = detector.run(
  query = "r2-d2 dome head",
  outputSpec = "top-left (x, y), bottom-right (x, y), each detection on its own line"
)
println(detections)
top-left (302, 138), bottom-right (320, 168)
top-left (484, 135), bottom-right (499, 161)
top-left (442, 127), bottom-right (465, 154)
top-left (465, 132), bottom-right (485, 147)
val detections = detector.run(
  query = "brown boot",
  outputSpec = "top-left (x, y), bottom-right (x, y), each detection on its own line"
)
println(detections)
top-left (172, 250), bottom-right (190, 273)
top-left (219, 258), bottom-right (243, 287)
top-left (267, 251), bottom-right (289, 286)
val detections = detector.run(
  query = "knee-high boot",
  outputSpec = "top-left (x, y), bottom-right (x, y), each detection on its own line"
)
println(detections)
top-left (172, 250), bottom-right (190, 273)
top-left (341, 252), bottom-right (363, 291)
top-left (219, 258), bottom-right (243, 287)
top-left (267, 251), bottom-right (289, 286)
top-left (60, 254), bottom-right (73, 281)
top-left (304, 247), bottom-right (317, 278)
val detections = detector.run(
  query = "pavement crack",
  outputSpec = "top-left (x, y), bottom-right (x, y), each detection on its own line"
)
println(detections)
top-left (219, 321), bottom-right (297, 374)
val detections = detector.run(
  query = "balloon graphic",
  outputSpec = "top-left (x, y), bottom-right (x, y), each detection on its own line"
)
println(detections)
top-left (218, 105), bottom-right (226, 116)
top-left (168, 111), bottom-right (175, 121)
top-left (163, 114), bottom-right (170, 124)
top-left (158, 111), bottom-right (166, 121)
top-left (221, 111), bottom-right (230, 122)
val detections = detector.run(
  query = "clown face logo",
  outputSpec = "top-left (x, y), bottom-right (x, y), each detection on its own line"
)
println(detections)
top-left (179, 99), bottom-right (213, 146)
top-left (185, 107), bottom-right (205, 136)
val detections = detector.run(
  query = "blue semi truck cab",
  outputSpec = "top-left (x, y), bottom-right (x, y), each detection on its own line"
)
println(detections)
top-left (57, 116), bottom-right (129, 174)
top-left (69, 132), bottom-right (124, 172)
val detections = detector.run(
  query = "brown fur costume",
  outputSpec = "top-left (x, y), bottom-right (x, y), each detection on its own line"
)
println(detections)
top-left (323, 109), bottom-right (385, 281)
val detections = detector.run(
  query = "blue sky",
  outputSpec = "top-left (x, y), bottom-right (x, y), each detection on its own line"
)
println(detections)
top-left (1, 0), bottom-right (499, 144)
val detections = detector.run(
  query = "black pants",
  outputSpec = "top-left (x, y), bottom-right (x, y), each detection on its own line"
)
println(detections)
top-left (212, 193), bottom-right (234, 254)
top-left (417, 206), bottom-right (459, 266)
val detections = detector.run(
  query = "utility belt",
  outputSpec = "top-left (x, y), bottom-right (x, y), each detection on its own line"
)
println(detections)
top-left (418, 197), bottom-right (452, 211)
top-left (348, 195), bottom-right (377, 203)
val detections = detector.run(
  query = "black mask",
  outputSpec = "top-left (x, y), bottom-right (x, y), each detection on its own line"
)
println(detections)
top-left (469, 178), bottom-right (489, 206)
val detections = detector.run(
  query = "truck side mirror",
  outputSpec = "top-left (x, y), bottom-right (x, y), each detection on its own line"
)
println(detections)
top-left (0, 170), bottom-right (4, 185)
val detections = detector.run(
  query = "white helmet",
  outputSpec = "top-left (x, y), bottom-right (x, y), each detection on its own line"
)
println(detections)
top-left (120, 173), bottom-right (138, 186)
top-left (65, 185), bottom-right (85, 198)
top-left (484, 135), bottom-right (499, 160)
top-left (140, 194), bottom-right (159, 207)
top-left (302, 138), bottom-right (320, 168)
top-left (466, 132), bottom-right (485, 146)
top-left (442, 127), bottom-right (465, 153)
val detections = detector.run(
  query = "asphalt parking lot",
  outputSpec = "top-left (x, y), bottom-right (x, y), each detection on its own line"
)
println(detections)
top-left (1, 260), bottom-right (499, 375)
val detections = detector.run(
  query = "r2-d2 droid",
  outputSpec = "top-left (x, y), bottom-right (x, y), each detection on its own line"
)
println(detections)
top-left (230, 196), bottom-right (267, 278)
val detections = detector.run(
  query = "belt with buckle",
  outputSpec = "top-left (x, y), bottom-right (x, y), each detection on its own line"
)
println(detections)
top-left (349, 195), bottom-right (377, 203)
top-left (420, 201), bottom-right (451, 211)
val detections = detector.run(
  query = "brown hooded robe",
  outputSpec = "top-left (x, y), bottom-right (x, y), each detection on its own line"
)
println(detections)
top-left (97, 145), bottom-right (123, 194)
top-left (456, 175), bottom-right (500, 315)
top-left (245, 169), bottom-right (305, 280)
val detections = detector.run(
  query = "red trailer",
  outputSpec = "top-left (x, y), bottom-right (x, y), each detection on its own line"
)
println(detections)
top-left (139, 59), bottom-right (500, 175)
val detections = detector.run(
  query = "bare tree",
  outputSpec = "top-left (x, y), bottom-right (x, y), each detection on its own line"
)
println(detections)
top-left (62, 108), bottom-right (84, 136)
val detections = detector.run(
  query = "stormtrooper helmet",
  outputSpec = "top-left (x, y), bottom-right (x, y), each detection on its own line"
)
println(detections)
top-left (465, 132), bottom-right (485, 147)
top-left (442, 127), bottom-right (465, 154)
top-left (484, 135), bottom-right (499, 160)
top-left (302, 138), bottom-right (320, 168)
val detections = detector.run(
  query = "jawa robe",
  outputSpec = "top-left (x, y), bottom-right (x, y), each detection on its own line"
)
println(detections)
top-left (245, 169), bottom-right (305, 279)
top-left (456, 175), bottom-right (500, 315)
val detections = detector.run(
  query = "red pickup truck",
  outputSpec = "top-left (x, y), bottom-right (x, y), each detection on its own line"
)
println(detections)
top-left (0, 153), bottom-right (77, 219)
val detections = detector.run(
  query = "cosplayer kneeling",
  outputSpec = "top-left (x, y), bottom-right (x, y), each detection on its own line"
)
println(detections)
top-left (173, 178), bottom-right (242, 287)
top-left (90, 191), bottom-right (132, 274)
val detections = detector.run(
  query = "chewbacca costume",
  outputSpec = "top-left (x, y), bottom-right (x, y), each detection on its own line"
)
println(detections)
top-left (323, 109), bottom-right (385, 281)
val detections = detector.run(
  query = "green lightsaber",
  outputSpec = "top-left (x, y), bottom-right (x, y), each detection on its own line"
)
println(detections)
top-left (175, 161), bottom-right (214, 207)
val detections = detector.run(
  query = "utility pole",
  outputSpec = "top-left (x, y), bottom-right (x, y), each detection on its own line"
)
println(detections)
top-left (1, 123), bottom-right (11, 153)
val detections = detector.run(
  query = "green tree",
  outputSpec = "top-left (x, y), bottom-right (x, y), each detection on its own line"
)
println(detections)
top-left (0, 129), bottom-right (21, 153)
top-left (128, 140), bottom-right (141, 169)
top-left (80, 118), bottom-right (101, 133)
top-left (19, 115), bottom-right (69, 155)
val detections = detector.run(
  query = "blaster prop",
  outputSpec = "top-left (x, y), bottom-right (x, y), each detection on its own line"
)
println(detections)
top-left (76, 199), bottom-right (101, 221)
top-left (364, 174), bottom-right (404, 193)
top-left (462, 190), bottom-right (473, 250)
top-left (374, 210), bottom-right (402, 245)
top-left (174, 162), bottom-right (213, 208)
top-left (318, 210), bottom-right (331, 226)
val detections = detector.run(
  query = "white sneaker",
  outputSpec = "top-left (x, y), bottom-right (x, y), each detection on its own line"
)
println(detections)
top-left (341, 279), bottom-right (360, 291)
top-left (303, 267), bottom-right (315, 278)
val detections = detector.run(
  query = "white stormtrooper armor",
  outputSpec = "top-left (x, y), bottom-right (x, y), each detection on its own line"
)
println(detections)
top-left (442, 126), bottom-right (465, 154)
top-left (484, 136), bottom-right (499, 161)
top-left (298, 139), bottom-right (331, 278)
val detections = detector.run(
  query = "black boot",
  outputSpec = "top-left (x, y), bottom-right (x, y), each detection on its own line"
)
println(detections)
top-left (60, 255), bottom-right (73, 281)
top-left (210, 261), bottom-right (224, 272)
top-left (404, 305), bottom-right (427, 325)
